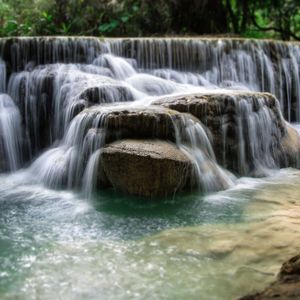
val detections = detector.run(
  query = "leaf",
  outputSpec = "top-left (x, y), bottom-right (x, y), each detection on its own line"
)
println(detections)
top-left (121, 15), bottom-right (129, 23)
top-left (99, 23), bottom-right (112, 33)
top-left (110, 20), bottom-right (119, 28)
top-left (5, 20), bottom-right (18, 33)
top-left (99, 19), bottom-right (120, 33)
top-left (132, 4), bottom-right (139, 12)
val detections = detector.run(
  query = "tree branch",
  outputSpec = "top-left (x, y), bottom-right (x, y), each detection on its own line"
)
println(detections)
top-left (251, 13), bottom-right (300, 41)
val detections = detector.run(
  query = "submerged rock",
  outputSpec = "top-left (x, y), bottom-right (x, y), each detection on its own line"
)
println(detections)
top-left (240, 254), bottom-right (300, 300)
top-left (101, 139), bottom-right (193, 197)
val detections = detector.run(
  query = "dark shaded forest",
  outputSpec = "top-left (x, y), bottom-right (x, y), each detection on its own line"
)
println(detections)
top-left (0, 0), bottom-right (299, 40)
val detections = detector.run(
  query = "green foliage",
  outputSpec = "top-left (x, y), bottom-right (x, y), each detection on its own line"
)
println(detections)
top-left (99, 21), bottom-right (120, 34)
top-left (0, 0), bottom-right (299, 40)
top-left (98, 2), bottom-right (138, 35)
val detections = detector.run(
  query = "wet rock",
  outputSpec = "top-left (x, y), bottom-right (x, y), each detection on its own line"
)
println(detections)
top-left (152, 92), bottom-right (280, 119)
top-left (0, 148), bottom-right (6, 172)
top-left (79, 84), bottom-right (134, 104)
top-left (0, 131), bottom-right (7, 172)
top-left (153, 92), bottom-right (300, 175)
top-left (239, 255), bottom-right (300, 300)
top-left (279, 255), bottom-right (300, 282)
top-left (281, 123), bottom-right (300, 167)
top-left (101, 139), bottom-right (193, 197)
top-left (81, 105), bottom-right (186, 143)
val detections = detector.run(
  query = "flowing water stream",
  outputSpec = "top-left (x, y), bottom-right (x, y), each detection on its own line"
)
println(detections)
top-left (1, 37), bottom-right (300, 299)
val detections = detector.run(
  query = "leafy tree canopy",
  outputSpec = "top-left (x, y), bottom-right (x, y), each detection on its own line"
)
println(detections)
top-left (0, 0), bottom-right (299, 40)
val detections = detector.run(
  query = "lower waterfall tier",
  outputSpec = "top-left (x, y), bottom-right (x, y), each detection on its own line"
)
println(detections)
top-left (2, 90), bottom-right (297, 198)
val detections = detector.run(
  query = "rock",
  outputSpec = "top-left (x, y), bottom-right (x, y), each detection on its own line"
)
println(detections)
top-left (81, 106), bottom-right (233, 195)
top-left (81, 105), bottom-right (187, 143)
top-left (281, 123), bottom-right (300, 167)
top-left (0, 148), bottom-right (6, 172)
top-left (152, 91), bottom-right (281, 118)
top-left (239, 254), bottom-right (300, 300)
top-left (279, 255), bottom-right (300, 282)
top-left (101, 139), bottom-right (193, 197)
top-left (79, 84), bottom-right (134, 104)
top-left (152, 92), bottom-right (300, 175)
top-left (0, 134), bottom-right (7, 172)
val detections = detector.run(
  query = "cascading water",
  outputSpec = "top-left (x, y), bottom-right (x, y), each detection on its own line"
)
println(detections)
top-left (7, 63), bottom-right (143, 157)
top-left (0, 59), bottom-right (6, 93)
top-left (107, 38), bottom-right (300, 122)
top-left (27, 109), bottom-right (108, 191)
top-left (220, 94), bottom-right (288, 176)
top-left (0, 94), bottom-right (23, 171)
top-left (0, 37), bottom-right (299, 196)
top-left (2, 38), bottom-right (300, 119)
top-left (172, 115), bottom-right (235, 192)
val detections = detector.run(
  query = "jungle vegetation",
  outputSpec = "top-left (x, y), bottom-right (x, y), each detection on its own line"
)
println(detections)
top-left (0, 0), bottom-right (299, 40)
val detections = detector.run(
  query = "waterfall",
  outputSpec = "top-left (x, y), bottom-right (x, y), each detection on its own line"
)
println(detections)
top-left (25, 104), bottom-right (235, 195)
top-left (2, 37), bottom-right (300, 121)
top-left (0, 94), bottom-right (23, 171)
top-left (0, 37), bottom-right (300, 197)
top-left (172, 115), bottom-right (235, 192)
top-left (0, 59), bottom-right (6, 93)
top-left (0, 37), bottom-right (103, 71)
top-left (28, 109), bottom-right (107, 190)
top-left (107, 38), bottom-right (300, 122)
top-left (203, 93), bottom-right (287, 176)
top-left (234, 95), bottom-right (285, 176)
top-left (7, 62), bottom-right (143, 157)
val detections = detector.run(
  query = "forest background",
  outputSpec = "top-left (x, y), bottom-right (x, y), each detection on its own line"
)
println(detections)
top-left (0, 0), bottom-right (299, 40)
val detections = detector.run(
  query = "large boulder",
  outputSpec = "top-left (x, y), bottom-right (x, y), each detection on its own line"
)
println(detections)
top-left (152, 92), bottom-right (300, 175)
top-left (240, 254), bottom-right (300, 300)
top-left (101, 139), bottom-right (193, 197)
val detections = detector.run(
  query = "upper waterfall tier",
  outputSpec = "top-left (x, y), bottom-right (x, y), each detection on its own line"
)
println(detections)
top-left (1, 37), bottom-right (300, 121)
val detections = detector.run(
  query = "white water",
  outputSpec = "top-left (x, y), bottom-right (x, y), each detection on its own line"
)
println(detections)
top-left (108, 38), bottom-right (300, 122)
top-left (227, 95), bottom-right (285, 176)
top-left (0, 94), bottom-right (23, 171)
top-left (172, 115), bottom-right (235, 192)
top-left (0, 59), bottom-right (6, 93)
top-left (0, 38), bottom-right (299, 196)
